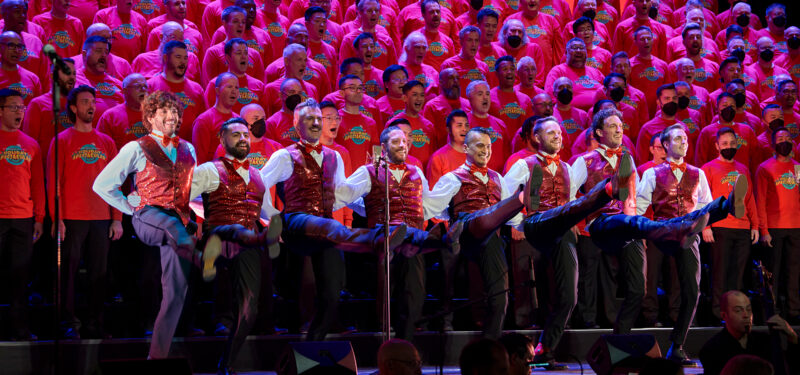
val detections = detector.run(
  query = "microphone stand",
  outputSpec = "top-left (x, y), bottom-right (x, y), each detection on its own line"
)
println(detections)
top-left (382, 154), bottom-right (391, 343)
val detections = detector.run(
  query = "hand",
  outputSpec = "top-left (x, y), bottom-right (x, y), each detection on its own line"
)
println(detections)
top-left (761, 232), bottom-right (773, 247)
top-left (702, 228), bottom-right (714, 243)
top-left (511, 227), bottom-right (525, 241)
top-left (767, 314), bottom-right (799, 344)
top-left (750, 229), bottom-right (759, 245)
top-left (570, 225), bottom-right (581, 237)
top-left (33, 222), bottom-right (43, 243)
top-left (109, 220), bottom-right (123, 241)
top-left (51, 220), bottom-right (66, 241)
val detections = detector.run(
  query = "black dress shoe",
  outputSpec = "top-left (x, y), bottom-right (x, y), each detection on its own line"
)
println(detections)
top-left (12, 331), bottom-right (38, 341)
top-left (666, 344), bottom-right (696, 366)
top-left (532, 352), bottom-right (569, 371)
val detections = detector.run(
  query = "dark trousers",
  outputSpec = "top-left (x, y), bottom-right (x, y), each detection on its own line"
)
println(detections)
top-left (538, 231), bottom-right (578, 350)
top-left (709, 227), bottom-right (751, 319)
top-left (575, 234), bottom-right (605, 326)
top-left (219, 247), bottom-right (261, 370)
top-left (764, 228), bottom-right (800, 317)
top-left (132, 206), bottom-right (195, 359)
top-left (0, 217), bottom-right (33, 337)
top-left (376, 253), bottom-right (426, 340)
top-left (642, 240), bottom-right (680, 325)
top-left (509, 238), bottom-right (538, 328)
top-left (652, 236), bottom-right (701, 346)
top-left (61, 219), bottom-right (110, 331)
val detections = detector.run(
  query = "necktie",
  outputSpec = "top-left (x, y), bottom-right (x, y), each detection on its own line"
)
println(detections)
top-left (303, 142), bottom-right (323, 154)
top-left (231, 159), bottom-right (250, 170)
top-left (469, 164), bottom-right (488, 175)
top-left (543, 154), bottom-right (560, 166)
top-left (605, 148), bottom-right (623, 158)
top-left (153, 133), bottom-right (180, 147)
top-left (387, 162), bottom-right (405, 171)
top-left (669, 161), bottom-right (687, 173)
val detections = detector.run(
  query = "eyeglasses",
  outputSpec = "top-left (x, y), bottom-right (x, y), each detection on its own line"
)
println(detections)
top-left (322, 116), bottom-right (341, 122)
top-left (1, 105), bottom-right (26, 111)
top-left (3, 42), bottom-right (25, 51)
top-left (389, 78), bottom-right (408, 84)
top-left (344, 86), bottom-right (366, 93)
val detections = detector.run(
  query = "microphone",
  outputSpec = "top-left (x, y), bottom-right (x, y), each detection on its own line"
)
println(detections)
top-left (42, 44), bottom-right (71, 75)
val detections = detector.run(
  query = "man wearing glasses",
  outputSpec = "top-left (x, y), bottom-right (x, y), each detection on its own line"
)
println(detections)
top-left (0, 31), bottom-right (42, 106)
top-left (336, 74), bottom-right (378, 168)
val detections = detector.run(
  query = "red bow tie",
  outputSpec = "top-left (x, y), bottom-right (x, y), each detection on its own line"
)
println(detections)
top-left (153, 133), bottom-right (180, 148)
top-left (605, 148), bottom-right (623, 158)
top-left (230, 158), bottom-right (250, 170)
top-left (669, 161), bottom-right (687, 173)
top-left (469, 164), bottom-right (488, 175)
top-left (542, 154), bottom-right (560, 165)
top-left (302, 142), bottom-right (323, 154)
top-left (387, 162), bottom-right (406, 171)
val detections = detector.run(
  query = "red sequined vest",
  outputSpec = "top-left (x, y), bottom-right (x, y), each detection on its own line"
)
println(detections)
top-left (134, 136), bottom-right (195, 224)
top-left (583, 151), bottom-right (624, 222)
top-left (450, 166), bottom-right (503, 217)
top-left (651, 162), bottom-right (700, 221)
top-left (364, 164), bottom-right (425, 229)
top-left (281, 143), bottom-right (337, 218)
top-left (206, 159), bottom-right (266, 230)
top-left (524, 155), bottom-right (570, 212)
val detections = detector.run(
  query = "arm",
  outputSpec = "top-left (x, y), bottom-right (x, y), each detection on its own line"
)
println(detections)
top-left (425, 172), bottom-right (462, 221)
top-left (92, 142), bottom-right (143, 215)
top-left (331, 151), bottom-right (350, 211)
top-left (259, 149), bottom-right (293, 219)
top-left (499, 176), bottom-right (525, 230)
top-left (694, 169), bottom-right (713, 210)
top-left (189, 162), bottom-right (221, 200)
top-left (569, 155), bottom-right (588, 201)
top-left (636, 167), bottom-right (656, 216)
top-left (503, 159), bottom-right (531, 194)
top-left (336, 165), bottom-right (372, 207)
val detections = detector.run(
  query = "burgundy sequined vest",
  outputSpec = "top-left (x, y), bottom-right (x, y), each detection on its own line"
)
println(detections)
top-left (583, 151), bottom-right (624, 222)
top-left (281, 143), bottom-right (337, 218)
top-left (364, 164), bottom-right (425, 229)
top-left (206, 159), bottom-right (266, 230)
top-left (651, 162), bottom-right (700, 221)
top-left (134, 136), bottom-right (195, 224)
top-left (450, 166), bottom-right (503, 217)
top-left (524, 155), bottom-right (569, 212)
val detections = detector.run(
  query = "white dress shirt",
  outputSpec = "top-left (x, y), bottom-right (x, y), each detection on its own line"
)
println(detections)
top-left (428, 164), bottom-right (524, 230)
top-left (259, 143), bottom-right (347, 218)
top-left (93, 131), bottom-right (197, 215)
top-left (569, 146), bottom-right (639, 201)
top-left (504, 153), bottom-right (572, 199)
top-left (636, 158), bottom-right (713, 216)
top-left (336, 163), bottom-right (434, 219)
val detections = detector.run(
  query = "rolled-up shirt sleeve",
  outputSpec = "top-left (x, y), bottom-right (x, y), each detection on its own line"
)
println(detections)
top-left (636, 167), bottom-right (656, 216)
top-left (260, 149), bottom-right (294, 219)
top-left (427, 172), bottom-right (462, 221)
top-left (503, 159), bottom-right (530, 193)
top-left (93, 141), bottom-right (144, 215)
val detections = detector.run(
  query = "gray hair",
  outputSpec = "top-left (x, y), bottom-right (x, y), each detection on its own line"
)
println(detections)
top-left (283, 43), bottom-right (306, 59)
top-left (465, 80), bottom-right (489, 98)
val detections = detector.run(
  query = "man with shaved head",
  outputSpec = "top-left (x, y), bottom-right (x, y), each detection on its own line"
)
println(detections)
top-left (746, 36), bottom-right (789, 99)
top-left (75, 36), bottom-right (125, 127)
top-left (192, 72), bottom-right (239, 163)
top-left (378, 339), bottom-right (423, 375)
top-left (147, 40), bottom-right (206, 139)
top-left (0, 0), bottom-right (47, 78)
top-left (71, 23), bottom-right (133, 81)
top-left (132, 22), bottom-right (201, 82)
top-left (97, 73), bottom-right (149, 150)
top-left (0, 31), bottom-right (42, 105)
top-left (93, 0), bottom-right (149, 63)
top-left (265, 78), bottom-right (304, 146)
top-left (32, 0), bottom-right (86, 58)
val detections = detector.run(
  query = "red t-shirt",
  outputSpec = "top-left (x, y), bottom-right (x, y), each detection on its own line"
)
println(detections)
top-left (200, 0), bottom-right (235, 41)
top-left (636, 115), bottom-right (697, 165)
top-left (0, 129), bottom-right (45, 221)
top-left (667, 57), bottom-right (720, 95)
top-left (376, 95), bottom-right (406, 130)
top-left (336, 109), bottom-right (379, 169)
top-left (17, 32), bottom-right (47, 80)
top-left (204, 74), bottom-right (268, 115)
top-left (701, 158), bottom-right (759, 230)
top-left (544, 63), bottom-right (604, 111)
top-left (744, 62), bottom-right (790, 100)
top-left (191, 107), bottom-right (238, 164)
top-left (362, 66), bottom-right (384, 100)
top-left (145, 19), bottom-right (204, 59)
top-left (489, 88), bottom-right (533, 136)
top-left (396, 3), bottom-right (458, 43)
top-left (388, 111), bottom-right (437, 168)
top-left (209, 26), bottom-right (274, 71)
top-left (426, 144), bottom-right (466, 188)
top-left (75, 69), bottom-right (124, 127)
top-left (258, 11), bottom-right (291, 64)
top-left (554, 106), bottom-right (590, 154)
top-left (201, 42), bottom-right (265, 86)
top-left (265, 58), bottom-right (331, 99)
top-left (477, 42), bottom-right (509, 76)
top-left (66, 0), bottom-right (106, 28)
top-left (665, 35), bottom-right (721, 65)
top-left (419, 28), bottom-right (456, 69)
top-left (96, 103), bottom-right (146, 150)
top-left (93, 7), bottom-right (149, 63)
top-left (612, 17), bottom-right (672, 60)
top-left (505, 12), bottom-right (563, 69)
top-left (0, 66), bottom-right (42, 105)
top-left (695, 121), bottom-right (760, 176)
top-left (467, 113), bottom-right (510, 173)
top-left (147, 74), bottom-right (207, 140)
top-left (399, 62), bottom-right (440, 102)
top-left (70, 53), bottom-right (132, 82)
top-left (497, 41), bottom-right (545, 87)
top-left (134, 0), bottom-right (166, 21)
top-left (307, 40), bottom-right (339, 91)
top-left (504, 148), bottom-right (536, 174)
top-left (47, 128), bottom-right (121, 220)
top-left (630, 55), bottom-right (669, 118)
top-left (440, 54), bottom-right (490, 99)
top-left (264, 109), bottom-right (297, 147)
top-left (421, 94), bottom-right (471, 149)
top-left (755, 157), bottom-right (800, 233)
top-left (213, 137), bottom-right (283, 170)
top-left (31, 13), bottom-right (86, 59)
top-left (339, 27), bottom-right (398, 70)
top-left (132, 49), bottom-right (201, 83)
top-left (22, 93), bottom-right (72, 153)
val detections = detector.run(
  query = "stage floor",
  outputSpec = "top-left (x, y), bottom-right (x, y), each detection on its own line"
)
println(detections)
top-left (194, 363), bottom-right (707, 374)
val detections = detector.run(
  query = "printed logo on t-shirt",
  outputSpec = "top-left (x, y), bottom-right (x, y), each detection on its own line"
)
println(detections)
top-left (561, 118), bottom-right (582, 134)
top-left (374, 42), bottom-right (387, 58)
top-left (596, 11), bottom-right (612, 25)
top-left (238, 88), bottom-right (259, 105)
top-left (776, 172), bottom-right (797, 190)
top-left (134, 0), bottom-right (160, 15)
top-left (281, 128), bottom-right (300, 142)
top-left (525, 25), bottom-right (547, 39)
top-left (266, 22), bottom-right (285, 37)
top-left (248, 152), bottom-right (267, 169)
top-left (463, 69), bottom-right (486, 82)
top-left (742, 73), bottom-right (754, 87)
top-left (323, 30), bottom-right (338, 46)
top-left (8, 83), bottom-right (32, 99)
top-left (392, 108), bottom-right (404, 117)
top-left (313, 53), bottom-right (331, 68)
top-left (785, 122), bottom-right (799, 138)
top-left (344, 126), bottom-right (371, 145)
top-left (639, 67), bottom-right (664, 82)
top-left (776, 41), bottom-right (788, 54)
top-left (302, 67), bottom-right (318, 82)
top-left (58, 110), bottom-right (73, 129)
top-left (483, 55), bottom-right (497, 72)
top-left (721, 171), bottom-right (740, 186)
top-left (19, 48), bottom-right (31, 62)
top-left (592, 32), bottom-right (603, 47)
top-left (436, 0), bottom-right (452, 9)
top-left (735, 136), bottom-right (748, 149)
top-left (364, 79), bottom-right (380, 98)
top-left (681, 118), bottom-right (698, 134)
top-left (501, 102), bottom-right (525, 119)
top-left (246, 39), bottom-right (265, 54)
top-left (429, 42), bottom-right (448, 57)
top-left (184, 38), bottom-right (199, 55)
top-left (699, 48), bottom-right (712, 59)
top-left (409, 129), bottom-right (431, 148)
top-left (586, 57), bottom-right (602, 70)
top-left (175, 92), bottom-right (196, 109)
top-left (0, 145), bottom-right (31, 166)
top-left (477, 127), bottom-right (502, 143)
top-left (762, 75), bottom-right (778, 90)
top-left (622, 95), bottom-right (637, 109)
top-left (576, 75), bottom-right (599, 89)
top-left (689, 96), bottom-right (703, 111)
top-left (414, 74), bottom-right (430, 88)
top-left (540, 6), bottom-right (559, 18)
top-left (378, 15), bottom-right (391, 29)
top-left (358, 105), bottom-right (373, 119)
top-left (124, 121), bottom-right (148, 138)
top-left (115, 24), bottom-right (142, 40)
top-left (694, 68), bottom-right (709, 82)
top-left (505, 0), bottom-right (519, 10)
top-left (71, 143), bottom-right (107, 164)
top-left (95, 82), bottom-right (119, 97)
top-left (50, 31), bottom-right (76, 49)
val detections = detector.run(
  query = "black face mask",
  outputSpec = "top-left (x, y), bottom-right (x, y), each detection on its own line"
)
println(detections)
top-left (648, 6), bottom-right (658, 19)
top-left (507, 35), bottom-right (522, 48)
top-left (733, 92), bottom-right (746, 108)
top-left (678, 95), bottom-right (690, 110)
top-left (760, 49), bottom-right (775, 62)
top-left (731, 49), bottom-right (745, 62)
top-left (736, 13), bottom-right (750, 28)
top-left (789, 36), bottom-right (800, 50)
top-left (721, 106), bottom-right (737, 122)
top-left (609, 87), bottom-right (625, 102)
top-left (250, 118), bottom-right (266, 138)
top-left (470, 0), bottom-right (483, 11)
top-left (582, 9), bottom-right (596, 20)
top-left (720, 147), bottom-right (738, 160)
top-left (769, 118), bottom-right (785, 132)
top-left (285, 94), bottom-right (302, 111)
top-left (773, 15), bottom-right (787, 28)
top-left (662, 101), bottom-right (678, 116)
top-left (557, 88), bottom-right (573, 105)
top-left (775, 141), bottom-right (793, 156)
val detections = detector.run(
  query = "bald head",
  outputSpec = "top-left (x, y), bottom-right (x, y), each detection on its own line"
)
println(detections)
top-left (287, 23), bottom-right (309, 47)
top-left (241, 103), bottom-right (265, 122)
top-left (1, 0), bottom-right (27, 34)
top-left (161, 21), bottom-right (184, 44)
top-left (378, 339), bottom-right (421, 375)
top-left (86, 23), bottom-right (113, 45)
